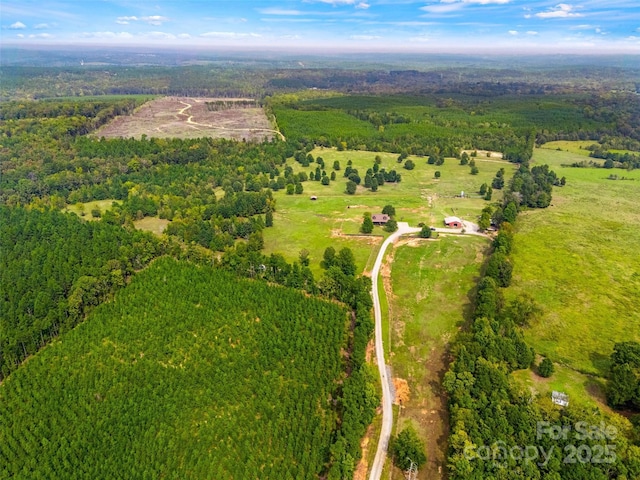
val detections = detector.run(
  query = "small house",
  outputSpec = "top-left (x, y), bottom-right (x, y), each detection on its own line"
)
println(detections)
top-left (444, 216), bottom-right (463, 228)
top-left (372, 214), bottom-right (390, 225)
top-left (551, 391), bottom-right (569, 407)
top-left (310, 196), bottom-right (318, 201)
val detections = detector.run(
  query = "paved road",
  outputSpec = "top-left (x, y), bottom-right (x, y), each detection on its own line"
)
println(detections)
top-left (369, 222), bottom-right (420, 480)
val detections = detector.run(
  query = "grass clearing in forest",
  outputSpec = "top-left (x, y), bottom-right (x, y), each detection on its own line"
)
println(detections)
top-left (65, 199), bottom-right (121, 220)
top-left (507, 148), bottom-right (640, 378)
top-left (263, 147), bottom-right (508, 274)
top-left (133, 217), bottom-right (170, 236)
top-left (539, 140), bottom-right (598, 156)
top-left (512, 362), bottom-right (609, 411)
top-left (386, 235), bottom-right (488, 480)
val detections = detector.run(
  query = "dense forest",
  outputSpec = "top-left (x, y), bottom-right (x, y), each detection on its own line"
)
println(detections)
top-left (270, 92), bottom-right (640, 166)
top-left (0, 206), bottom-right (160, 379)
top-left (0, 258), bottom-right (368, 479)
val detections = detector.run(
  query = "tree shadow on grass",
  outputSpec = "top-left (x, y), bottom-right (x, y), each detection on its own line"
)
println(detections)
top-left (589, 351), bottom-right (611, 378)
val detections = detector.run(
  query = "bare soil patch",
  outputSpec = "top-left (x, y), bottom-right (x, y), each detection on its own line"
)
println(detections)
top-left (134, 217), bottom-right (170, 236)
top-left (94, 97), bottom-right (280, 141)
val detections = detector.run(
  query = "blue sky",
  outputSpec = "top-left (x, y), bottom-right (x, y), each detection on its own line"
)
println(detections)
top-left (1, 0), bottom-right (639, 53)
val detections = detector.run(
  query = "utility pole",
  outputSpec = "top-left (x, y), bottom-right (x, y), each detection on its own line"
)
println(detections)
top-left (405, 459), bottom-right (417, 480)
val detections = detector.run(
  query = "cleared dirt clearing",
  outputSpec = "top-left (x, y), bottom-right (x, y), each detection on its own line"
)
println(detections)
top-left (94, 97), bottom-right (281, 141)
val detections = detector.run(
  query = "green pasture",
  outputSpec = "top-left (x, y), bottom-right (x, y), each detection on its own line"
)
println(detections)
top-left (65, 199), bottom-right (121, 219)
top-left (388, 235), bottom-right (488, 389)
top-left (539, 140), bottom-right (597, 156)
top-left (263, 148), bottom-right (507, 274)
top-left (512, 362), bottom-right (607, 411)
top-left (388, 235), bottom-right (488, 478)
top-left (507, 147), bottom-right (640, 376)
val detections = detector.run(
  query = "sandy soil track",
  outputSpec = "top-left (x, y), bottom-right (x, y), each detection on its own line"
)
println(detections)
top-left (94, 96), bottom-right (283, 141)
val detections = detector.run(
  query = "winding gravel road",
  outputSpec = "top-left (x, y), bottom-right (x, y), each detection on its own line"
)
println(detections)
top-left (369, 222), bottom-right (420, 480)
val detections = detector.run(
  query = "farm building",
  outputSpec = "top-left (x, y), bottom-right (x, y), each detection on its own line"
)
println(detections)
top-left (444, 216), bottom-right (463, 228)
top-left (552, 391), bottom-right (569, 407)
top-left (372, 214), bottom-right (390, 225)
top-left (310, 196), bottom-right (318, 201)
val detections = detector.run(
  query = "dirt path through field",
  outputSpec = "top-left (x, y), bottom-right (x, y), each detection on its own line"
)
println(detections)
top-left (178, 99), bottom-right (285, 140)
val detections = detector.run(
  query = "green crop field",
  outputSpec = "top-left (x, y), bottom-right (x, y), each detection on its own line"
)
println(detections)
top-left (507, 147), bottom-right (640, 378)
top-left (263, 147), bottom-right (509, 275)
top-left (0, 257), bottom-right (350, 479)
top-left (386, 235), bottom-right (488, 479)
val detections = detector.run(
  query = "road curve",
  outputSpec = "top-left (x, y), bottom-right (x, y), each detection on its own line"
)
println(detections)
top-left (369, 222), bottom-right (420, 480)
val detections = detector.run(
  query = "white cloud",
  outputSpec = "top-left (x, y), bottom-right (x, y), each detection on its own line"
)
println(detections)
top-left (16, 33), bottom-right (24, 38)
top-left (356, 2), bottom-right (370, 9)
top-left (28, 33), bottom-right (53, 39)
top-left (116, 16), bottom-right (138, 25)
top-left (143, 31), bottom-right (176, 39)
top-left (115, 15), bottom-right (168, 26)
top-left (200, 31), bottom-right (261, 38)
top-left (258, 8), bottom-right (303, 15)
top-left (142, 16), bottom-right (168, 26)
top-left (9, 21), bottom-right (26, 29)
top-left (35, 23), bottom-right (50, 29)
top-left (421, 0), bottom-right (509, 14)
top-left (80, 31), bottom-right (134, 39)
top-left (526, 30), bottom-right (538, 35)
top-left (535, 4), bottom-right (582, 19)
top-left (570, 24), bottom-right (595, 30)
top-left (177, 33), bottom-right (191, 39)
top-left (508, 30), bottom-right (518, 35)
top-left (350, 34), bottom-right (380, 40)
top-left (421, 3), bottom-right (464, 14)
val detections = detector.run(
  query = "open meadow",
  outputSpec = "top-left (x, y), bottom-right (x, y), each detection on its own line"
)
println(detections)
top-left (508, 146), bottom-right (640, 382)
top-left (263, 147), bottom-right (509, 275)
top-left (94, 96), bottom-right (277, 141)
top-left (386, 235), bottom-right (488, 479)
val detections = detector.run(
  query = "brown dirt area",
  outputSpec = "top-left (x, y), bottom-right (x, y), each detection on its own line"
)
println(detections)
top-left (393, 378), bottom-right (410, 405)
top-left (93, 97), bottom-right (281, 141)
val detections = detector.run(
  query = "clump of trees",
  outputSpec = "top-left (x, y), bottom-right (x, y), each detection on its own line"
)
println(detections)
top-left (390, 426), bottom-right (427, 471)
top-left (538, 358), bottom-right (555, 378)
top-left (607, 341), bottom-right (640, 409)
top-left (361, 212), bottom-right (374, 234)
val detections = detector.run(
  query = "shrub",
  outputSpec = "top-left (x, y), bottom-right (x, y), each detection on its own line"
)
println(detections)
top-left (538, 358), bottom-right (554, 378)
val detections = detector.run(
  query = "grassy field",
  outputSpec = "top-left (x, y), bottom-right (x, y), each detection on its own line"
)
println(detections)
top-left (513, 359), bottom-right (609, 410)
top-left (539, 140), bottom-right (597, 156)
top-left (263, 147), bottom-right (508, 275)
top-left (507, 146), bottom-right (640, 378)
top-left (133, 216), bottom-right (170, 236)
top-left (64, 199), bottom-right (121, 219)
top-left (386, 235), bottom-right (489, 480)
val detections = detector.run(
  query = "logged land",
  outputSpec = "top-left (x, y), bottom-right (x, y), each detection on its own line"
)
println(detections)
top-left (94, 96), bottom-right (278, 141)
top-left (0, 257), bottom-right (350, 479)
top-left (509, 146), bottom-right (640, 398)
